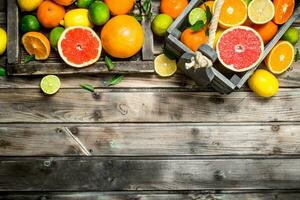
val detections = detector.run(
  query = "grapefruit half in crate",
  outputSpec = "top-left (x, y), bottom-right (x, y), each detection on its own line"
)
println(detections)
top-left (216, 26), bottom-right (264, 72)
top-left (58, 26), bottom-right (102, 68)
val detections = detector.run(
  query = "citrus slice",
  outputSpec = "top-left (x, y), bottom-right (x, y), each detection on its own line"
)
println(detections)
top-left (213, 0), bottom-right (248, 29)
top-left (188, 7), bottom-right (207, 25)
top-left (22, 32), bottom-right (51, 60)
top-left (248, 0), bottom-right (275, 24)
top-left (265, 41), bottom-right (295, 74)
top-left (154, 54), bottom-right (177, 77)
top-left (273, 0), bottom-right (295, 25)
top-left (40, 75), bottom-right (61, 95)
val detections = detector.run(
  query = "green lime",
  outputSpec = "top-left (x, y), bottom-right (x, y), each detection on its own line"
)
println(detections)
top-left (88, 1), bottom-right (110, 26)
top-left (49, 27), bottom-right (64, 51)
top-left (75, 0), bottom-right (95, 8)
top-left (20, 15), bottom-right (40, 33)
top-left (40, 75), bottom-right (61, 95)
top-left (189, 8), bottom-right (207, 26)
top-left (151, 14), bottom-right (174, 37)
top-left (282, 27), bottom-right (299, 45)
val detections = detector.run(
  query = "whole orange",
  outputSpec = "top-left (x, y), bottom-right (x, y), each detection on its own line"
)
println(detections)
top-left (52, 0), bottom-right (75, 6)
top-left (37, 1), bottom-right (65, 29)
top-left (160, 0), bottom-right (188, 19)
top-left (101, 15), bottom-right (144, 58)
top-left (180, 28), bottom-right (208, 52)
top-left (252, 21), bottom-right (278, 44)
top-left (104, 0), bottom-right (135, 15)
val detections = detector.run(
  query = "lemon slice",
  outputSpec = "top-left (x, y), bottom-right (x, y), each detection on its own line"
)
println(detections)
top-left (248, 0), bottom-right (275, 24)
top-left (154, 54), bottom-right (177, 77)
top-left (40, 75), bottom-right (61, 95)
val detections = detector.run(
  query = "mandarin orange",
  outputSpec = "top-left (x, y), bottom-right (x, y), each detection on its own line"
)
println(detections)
top-left (160, 0), bottom-right (188, 19)
top-left (180, 28), bottom-right (208, 52)
top-left (104, 0), bottom-right (135, 15)
top-left (37, 1), bottom-right (65, 29)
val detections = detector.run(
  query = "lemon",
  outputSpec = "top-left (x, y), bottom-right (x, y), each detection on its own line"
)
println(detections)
top-left (60, 9), bottom-right (93, 28)
top-left (248, 69), bottom-right (279, 98)
top-left (248, 0), bottom-right (275, 24)
top-left (40, 75), bottom-right (61, 95)
top-left (154, 54), bottom-right (177, 77)
top-left (0, 28), bottom-right (7, 55)
top-left (17, 0), bottom-right (43, 12)
top-left (213, 29), bottom-right (224, 49)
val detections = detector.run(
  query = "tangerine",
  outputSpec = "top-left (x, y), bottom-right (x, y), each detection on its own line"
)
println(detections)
top-left (52, 0), bottom-right (75, 6)
top-left (273, 0), bottom-right (295, 25)
top-left (37, 1), bottom-right (65, 29)
top-left (104, 0), bottom-right (135, 15)
top-left (180, 28), bottom-right (208, 52)
top-left (22, 32), bottom-right (51, 60)
top-left (252, 21), bottom-right (278, 44)
top-left (160, 0), bottom-right (188, 19)
top-left (101, 15), bottom-right (144, 58)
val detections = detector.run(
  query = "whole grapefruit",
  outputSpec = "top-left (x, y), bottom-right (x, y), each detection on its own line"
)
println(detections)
top-left (101, 15), bottom-right (144, 59)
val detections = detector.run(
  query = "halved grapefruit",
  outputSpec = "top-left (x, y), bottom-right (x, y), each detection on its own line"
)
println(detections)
top-left (58, 26), bottom-right (102, 68)
top-left (216, 26), bottom-right (264, 72)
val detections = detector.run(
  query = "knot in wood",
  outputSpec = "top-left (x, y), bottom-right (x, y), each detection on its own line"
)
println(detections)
top-left (43, 160), bottom-right (52, 167)
top-left (271, 125), bottom-right (280, 132)
top-left (214, 170), bottom-right (226, 181)
top-left (118, 104), bottom-right (128, 115)
top-left (56, 128), bottom-right (63, 134)
top-left (93, 92), bottom-right (101, 100)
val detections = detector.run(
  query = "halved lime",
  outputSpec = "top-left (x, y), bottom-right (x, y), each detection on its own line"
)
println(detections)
top-left (40, 75), bottom-right (61, 95)
top-left (154, 54), bottom-right (177, 77)
top-left (188, 7), bottom-right (207, 26)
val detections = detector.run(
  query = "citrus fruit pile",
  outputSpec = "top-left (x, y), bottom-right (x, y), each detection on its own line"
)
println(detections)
top-left (18, 0), bottom-right (145, 68)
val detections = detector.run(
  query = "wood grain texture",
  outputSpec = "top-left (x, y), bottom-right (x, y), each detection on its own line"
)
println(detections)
top-left (0, 123), bottom-right (299, 156)
top-left (1, 157), bottom-right (300, 191)
top-left (1, 192), bottom-right (300, 200)
top-left (0, 89), bottom-right (300, 123)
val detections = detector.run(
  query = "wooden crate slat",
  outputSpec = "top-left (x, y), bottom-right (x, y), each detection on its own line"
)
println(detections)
top-left (1, 123), bottom-right (300, 156)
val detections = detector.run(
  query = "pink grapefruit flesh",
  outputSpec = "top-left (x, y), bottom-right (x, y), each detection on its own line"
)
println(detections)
top-left (58, 26), bottom-right (102, 68)
top-left (216, 26), bottom-right (264, 72)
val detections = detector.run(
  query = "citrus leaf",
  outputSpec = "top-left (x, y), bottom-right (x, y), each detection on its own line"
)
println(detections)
top-left (24, 55), bottom-right (35, 64)
top-left (205, 4), bottom-right (212, 23)
top-left (135, 14), bottom-right (143, 22)
top-left (0, 67), bottom-right (6, 76)
top-left (109, 75), bottom-right (124, 86)
top-left (191, 20), bottom-right (205, 32)
top-left (105, 56), bottom-right (114, 71)
top-left (80, 83), bottom-right (95, 92)
top-left (295, 48), bottom-right (300, 62)
top-left (143, 0), bottom-right (152, 18)
top-left (205, 29), bottom-right (210, 36)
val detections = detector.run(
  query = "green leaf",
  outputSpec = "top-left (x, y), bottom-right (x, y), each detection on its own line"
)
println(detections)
top-left (80, 83), bottom-right (95, 92)
top-left (135, 14), bottom-right (143, 22)
top-left (105, 56), bottom-right (114, 71)
top-left (143, 0), bottom-right (152, 18)
top-left (205, 29), bottom-right (210, 36)
top-left (0, 67), bottom-right (6, 76)
top-left (295, 48), bottom-right (300, 62)
top-left (205, 5), bottom-right (212, 23)
top-left (109, 75), bottom-right (124, 86)
top-left (24, 55), bottom-right (35, 64)
top-left (191, 20), bottom-right (205, 32)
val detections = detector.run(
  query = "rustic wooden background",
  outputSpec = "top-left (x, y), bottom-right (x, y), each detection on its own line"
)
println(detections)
top-left (1, 0), bottom-right (300, 199)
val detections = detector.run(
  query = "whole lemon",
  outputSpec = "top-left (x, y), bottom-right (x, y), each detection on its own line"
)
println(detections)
top-left (60, 9), bottom-right (93, 28)
top-left (17, 0), bottom-right (43, 12)
top-left (248, 69), bottom-right (279, 97)
top-left (0, 28), bottom-right (7, 55)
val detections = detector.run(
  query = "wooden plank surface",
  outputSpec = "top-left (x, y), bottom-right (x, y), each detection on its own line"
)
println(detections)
top-left (0, 89), bottom-right (300, 123)
top-left (1, 158), bottom-right (300, 191)
top-left (0, 123), bottom-right (299, 156)
top-left (1, 192), bottom-right (300, 200)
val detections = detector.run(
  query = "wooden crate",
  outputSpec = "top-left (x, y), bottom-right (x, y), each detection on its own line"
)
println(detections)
top-left (6, 0), bottom-right (163, 76)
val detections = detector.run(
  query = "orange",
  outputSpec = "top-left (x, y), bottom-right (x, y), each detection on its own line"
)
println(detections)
top-left (160, 0), bottom-right (188, 19)
top-left (37, 1), bottom-right (65, 29)
top-left (22, 32), bottom-right (51, 60)
top-left (52, 0), bottom-right (75, 6)
top-left (213, 0), bottom-right (247, 29)
top-left (104, 0), bottom-right (135, 15)
top-left (180, 28), bottom-right (208, 52)
top-left (265, 41), bottom-right (295, 74)
top-left (273, 0), bottom-right (295, 25)
top-left (101, 15), bottom-right (144, 58)
top-left (200, 1), bottom-right (214, 12)
top-left (252, 21), bottom-right (278, 44)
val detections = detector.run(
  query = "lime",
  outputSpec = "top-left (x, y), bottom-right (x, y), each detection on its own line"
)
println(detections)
top-left (0, 28), bottom-right (7, 55)
top-left (151, 14), bottom-right (173, 37)
top-left (154, 54), bottom-right (177, 77)
top-left (189, 7), bottom-right (207, 26)
top-left (17, 0), bottom-right (43, 12)
top-left (50, 27), bottom-right (64, 51)
top-left (248, 69), bottom-right (279, 98)
top-left (88, 1), bottom-right (110, 26)
top-left (282, 27), bottom-right (299, 45)
top-left (40, 75), bottom-right (61, 95)
top-left (75, 0), bottom-right (95, 8)
top-left (20, 15), bottom-right (41, 33)
top-left (61, 9), bottom-right (93, 28)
